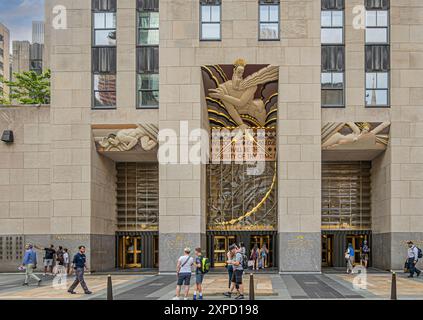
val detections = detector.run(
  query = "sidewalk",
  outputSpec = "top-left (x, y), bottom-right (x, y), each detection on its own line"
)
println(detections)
top-left (0, 271), bottom-right (422, 300)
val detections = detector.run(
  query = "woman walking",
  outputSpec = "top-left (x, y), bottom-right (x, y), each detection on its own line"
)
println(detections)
top-left (260, 244), bottom-right (269, 269)
top-left (250, 244), bottom-right (259, 271)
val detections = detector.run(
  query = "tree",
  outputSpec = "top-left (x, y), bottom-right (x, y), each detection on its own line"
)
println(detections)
top-left (4, 70), bottom-right (51, 105)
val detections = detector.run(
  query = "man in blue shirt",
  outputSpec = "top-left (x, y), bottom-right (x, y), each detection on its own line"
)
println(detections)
top-left (22, 244), bottom-right (41, 286)
top-left (67, 246), bottom-right (92, 294)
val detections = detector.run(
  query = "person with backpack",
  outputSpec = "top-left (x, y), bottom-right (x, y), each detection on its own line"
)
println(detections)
top-left (223, 245), bottom-right (245, 300)
top-left (173, 247), bottom-right (194, 300)
top-left (406, 241), bottom-right (421, 278)
top-left (345, 243), bottom-right (355, 274)
top-left (250, 244), bottom-right (259, 271)
top-left (193, 247), bottom-right (210, 300)
top-left (360, 240), bottom-right (370, 268)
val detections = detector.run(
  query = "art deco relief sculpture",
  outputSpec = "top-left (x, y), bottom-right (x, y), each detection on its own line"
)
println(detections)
top-left (208, 59), bottom-right (279, 128)
top-left (322, 122), bottom-right (390, 150)
top-left (99, 124), bottom-right (158, 152)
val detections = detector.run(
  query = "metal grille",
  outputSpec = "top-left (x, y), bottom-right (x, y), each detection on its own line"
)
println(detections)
top-left (322, 162), bottom-right (371, 230)
top-left (116, 163), bottom-right (159, 231)
top-left (207, 162), bottom-right (277, 231)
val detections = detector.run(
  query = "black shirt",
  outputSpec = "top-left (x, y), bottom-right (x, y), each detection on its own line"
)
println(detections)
top-left (73, 252), bottom-right (86, 269)
top-left (44, 248), bottom-right (56, 260)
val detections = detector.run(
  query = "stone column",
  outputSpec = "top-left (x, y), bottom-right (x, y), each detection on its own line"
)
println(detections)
top-left (278, 0), bottom-right (322, 273)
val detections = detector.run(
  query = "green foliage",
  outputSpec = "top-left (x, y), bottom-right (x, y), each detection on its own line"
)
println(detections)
top-left (4, 70), bottom-right (51, 105)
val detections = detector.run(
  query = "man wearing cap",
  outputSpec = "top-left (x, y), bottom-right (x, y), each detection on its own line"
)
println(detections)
top-left (21, 244), bottom-right (41, 286)
top-left (173, 247), bottom-right (194, 300)
top-left (407, 241), bottom-right (421, 278)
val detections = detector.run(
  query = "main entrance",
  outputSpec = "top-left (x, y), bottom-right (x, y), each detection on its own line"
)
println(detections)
top-left (207, 231), bottom-right (277, 268)
top-left (117, 232), bottom-right (159, 269)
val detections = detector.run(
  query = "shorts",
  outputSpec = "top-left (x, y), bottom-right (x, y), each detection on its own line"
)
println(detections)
top-left (361, 253), bottom-right (369, 261)
top-left (231, 269), bottom-right (243, 285)
top-left (177, 272), bottom-right (191, 286)
top-left (44, 259), bottom-right (53, 267)
top-left (196, 273), bottom-right (204, 284)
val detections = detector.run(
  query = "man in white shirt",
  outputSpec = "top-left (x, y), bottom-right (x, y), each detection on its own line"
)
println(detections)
top-left (63, 248), bottom-right (70, 274)
top-left (173, 247), bottom-right (194, 300)
top-left (407, 241), bottom-right (421, 278)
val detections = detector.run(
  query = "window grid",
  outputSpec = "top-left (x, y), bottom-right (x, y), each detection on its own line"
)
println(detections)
top-left (259, 3), bottom-right (280, 41)
top-left (200, 4), bottom-right (221, 41)
top-left (137, 2), bottom-right (159, 109)
top-left (321, 6), bottom-right (345, 108)
top-left (92, 0), bottom-right (117, 109)
top-left (365, 8), bottom-right (390, 107)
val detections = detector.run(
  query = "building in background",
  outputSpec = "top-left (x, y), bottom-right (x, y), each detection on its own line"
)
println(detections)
top-left (0, 0), bottom-right (422, 274)
top-left (32, 21), bottom-right (45, 44)
top-left (12, 40), bottom-right (31, 77)
top-left (0, 23), bottom-right (10, 97)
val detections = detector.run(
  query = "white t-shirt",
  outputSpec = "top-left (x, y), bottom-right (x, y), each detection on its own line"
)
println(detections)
top-left (178, 255), bottom-right (194, 273)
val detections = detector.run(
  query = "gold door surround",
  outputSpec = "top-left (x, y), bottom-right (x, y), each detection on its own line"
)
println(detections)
top-left (119, 236), bottom-right (142, 268)
top-left (213, 236), bottom-right (236, 267)
top-left (250, 235), bottom-right (272, 267)
top-left (321, 234), bottom-right (333, 267)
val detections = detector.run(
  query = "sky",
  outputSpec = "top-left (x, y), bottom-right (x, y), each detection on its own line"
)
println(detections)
top-left (0, 0), bottom-right (45, 53)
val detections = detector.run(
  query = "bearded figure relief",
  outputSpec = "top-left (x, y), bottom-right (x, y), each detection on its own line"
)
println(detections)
top-left (99, 124), bottom-right (158, 152)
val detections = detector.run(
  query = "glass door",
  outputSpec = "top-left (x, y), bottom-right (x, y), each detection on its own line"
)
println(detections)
top-left (346, 234), bottom-right (368, 267)
top-left (119, 236), bottom-right (142, 268)
top-left (213, 236), bottom-right (236, 267)
top-left (321, 234), bottom-right (333, 267)
top-left (250, 235), bottom-right (272, 267)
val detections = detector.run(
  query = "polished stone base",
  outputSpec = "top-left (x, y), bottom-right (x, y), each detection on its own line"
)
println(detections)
top-left (278, 232), bottom-right (321, 273)
top-left (158, 233), bottom-right (206, 273)
top-left (373, 232), bottom-right (423, 270)
top-left (0, 234), bottom-right (115, 272)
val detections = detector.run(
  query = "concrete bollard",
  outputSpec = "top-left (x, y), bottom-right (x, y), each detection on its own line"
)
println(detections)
top-left (390, 271), bottom-right (397, 300)
top-left (249, 273), bottom-right (255, 300)
top-left (107, 274), bottom-right (113, 300)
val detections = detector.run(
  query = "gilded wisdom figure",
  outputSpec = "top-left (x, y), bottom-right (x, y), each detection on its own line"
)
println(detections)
top-left (208, 59), bottom-right (279, 128)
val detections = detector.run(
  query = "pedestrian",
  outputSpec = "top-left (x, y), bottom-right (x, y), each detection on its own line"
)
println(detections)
top-left (223, 244), bottom-right (245, 300)
top-left (173, 247), bottom-right (194, 300)
top-left (63, 248), bottom-right (70, 274)
top-left (406, 241), bottom-right (421, 278)
top-left (21, 244), bottom-right (41, 286)
top-left (226, 246), bottom-right (235, 290)
top-left (250, 244), bottom-right (259, 271)
top-left (193, 247), bottom-right (206, 300)
top-left (360, 240), bottom-right (370, 268)
top-left (345, 243), bottom-right (355, 274)
top-left (67, 245), bottom-right (92, 295)
top-left (54, 246), bottom-right (65, 275)
top-left (239, 242), bottom-right (246, 256)
top-left (42, 244), bottom-right (56, 275)
top-left (260, 243), bottom-right (269, 269)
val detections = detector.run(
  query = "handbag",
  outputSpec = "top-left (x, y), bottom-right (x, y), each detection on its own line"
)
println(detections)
top-left (247, 260), bottom-right (254, 268)
top-left (345, 253), bottom-right (350, 260)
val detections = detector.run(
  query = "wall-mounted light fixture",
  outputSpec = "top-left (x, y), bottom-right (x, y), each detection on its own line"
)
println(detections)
top-left (1, 130), bottom-right (14, 143)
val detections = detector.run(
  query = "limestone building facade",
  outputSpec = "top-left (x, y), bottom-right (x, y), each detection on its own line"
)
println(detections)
top-left (0, 0), bottom-right (422, 273)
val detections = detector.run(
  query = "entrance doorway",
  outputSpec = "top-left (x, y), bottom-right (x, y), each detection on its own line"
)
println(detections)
top-left (250, 235), bottom-right (273, 267)
top-left (213, 236), bottom-right (236, 267)
top-left (119, 236), bottom-right (142, 268)
top-left (321, 234), bottom-right (333, 267)
top-left (346, 234), bottom-right (369, 266)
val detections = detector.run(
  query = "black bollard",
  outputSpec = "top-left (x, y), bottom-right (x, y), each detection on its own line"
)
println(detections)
top-left (107, 274), bottom-right (113, 300)
top-left (249, 273), bottom-right (255, 300)
top-left (390, 271), bottom-right (397, 300)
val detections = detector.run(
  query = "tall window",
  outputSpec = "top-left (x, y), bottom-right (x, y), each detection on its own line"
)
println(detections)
top-left (321, 0), bottom-right (345, 107)
top-left (92, 0), bottom-right (117, 109)
top-left (200, 0), bottom-right (221, 41)
top-left (365, 0), bottom-right (390, 107)
top-left (137, 0), bottom-right (159, 108)
top-left (259, 0), bottom-right (280, 40)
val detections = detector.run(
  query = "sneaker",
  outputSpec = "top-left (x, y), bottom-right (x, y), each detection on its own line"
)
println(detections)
top-left (235, 294), bottom-right (245, 300)
top-left (184, 297), bottom-right (188, 300)
top-left (193, 294), bottom-right (196, 300)
top-left (68, 290), bottom-right (76, 294)
top-left (84, 291), bottom-right (92, 295)
top-left (417, 271), bottom-right (421, 277)
top-left (22, 283), bottom-right (28, 286)
top-left (172, 296), bottom-right (180, 300)
top-left (199, 295), bottom-right (203, 300)
top-left (223, 292), bottom-right (232, 298)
